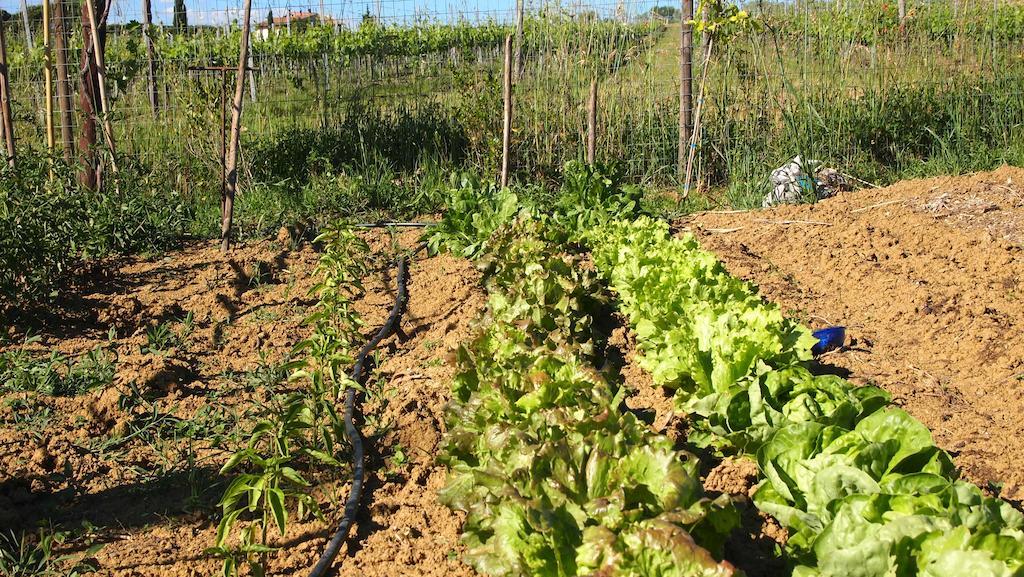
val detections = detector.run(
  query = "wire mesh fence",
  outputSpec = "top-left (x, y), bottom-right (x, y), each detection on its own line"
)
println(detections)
top-left (2, 0), bottom-right (1024, 204)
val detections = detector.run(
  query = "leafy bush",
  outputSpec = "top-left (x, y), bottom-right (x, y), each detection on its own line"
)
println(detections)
top-left (245, 103), bottom-right (469, 186)
top-left (0, 158), bottom-right (187, 302)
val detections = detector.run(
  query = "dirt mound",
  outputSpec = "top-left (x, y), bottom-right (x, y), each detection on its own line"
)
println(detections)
top-left (685, 166), bottom-right (1024, 503)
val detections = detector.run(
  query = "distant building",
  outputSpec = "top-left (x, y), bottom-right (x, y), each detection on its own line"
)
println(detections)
top-left (256, 10), bottom-right (336, 39)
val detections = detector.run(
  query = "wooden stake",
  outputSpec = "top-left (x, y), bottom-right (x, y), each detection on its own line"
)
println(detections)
top-left (142, 0), bottom-right (159, 115)
top-left (247, 52), bottom-right (256, 102)
top-left (0, 17), bottom-right (15, 167)
top-left (587, 76), bottom-right (597, 165)
top-left (684, 37), bottom-right (714, 200)
top-left (678, 0), bottom-right (693, 185)
top-left (514, 0), bottom-right (524, 78)
top-left (83, 0), bottom-right (117, 175)
top-left (19, 0), bottom-right (32, 51)
top-left (500, 34), bottom-right (513, 189)
top-left (43, 0), bottom-right (55, 154)
top-left (221, 0), bottom-right (253, 252)
top-left (53, 0), bottom-right (74, 160)
top-left (78, 0), bottom-right (100, 189)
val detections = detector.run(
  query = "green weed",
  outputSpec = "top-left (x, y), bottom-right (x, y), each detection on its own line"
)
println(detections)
top-left (0, 337), bottom-right (116, 397)
top-left (0, 526), bottom-right (102, 577)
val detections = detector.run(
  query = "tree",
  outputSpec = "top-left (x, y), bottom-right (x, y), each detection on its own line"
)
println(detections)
top-left (266, 9), bottom-right (274, 29)
top-left (650, 6), bottom-right (682, 21)
top-left (361, 8), bottom-right (377, 27)
top-left (172, 0), bottom-right (187, 32)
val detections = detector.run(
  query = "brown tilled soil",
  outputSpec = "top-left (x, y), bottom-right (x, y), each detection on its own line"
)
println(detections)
top-left (685, 166), bottom-right (1024, 504)
top-left (0, 230), bottom-right (485, 576)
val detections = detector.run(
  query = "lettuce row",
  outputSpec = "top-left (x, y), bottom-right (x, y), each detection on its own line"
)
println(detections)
top-left (588, 217), bottom-right (828, 440)
top-left (438, 225), bottom-right (740, 577)
top-left (587, 217), bottom-right (1024, 576)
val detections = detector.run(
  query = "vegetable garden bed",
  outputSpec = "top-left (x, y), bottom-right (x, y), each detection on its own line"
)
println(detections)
top-left (2, 167), bottom-right (1023, 576)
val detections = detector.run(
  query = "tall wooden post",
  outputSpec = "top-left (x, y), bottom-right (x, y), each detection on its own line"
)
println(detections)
top-left (587, 76), bottom-right (597, 165)
top-left (500, 34), bottom-right (513, 189)
top-left (678, 0), bottom-right (693, 185)
top-left (19, 0), bottom-right (32, 51)
top-left (53, 0), bottom-right (75, 160)
top-left (78, 0), bottom-right (102, 189)
top-left (514, 0), bottom-right (524, 78)
top-left (142, 0), bottom-right (159, 115)
top-left (221, 0), bottom-right (253, 252)
top-left (43, 0), bottom-right (55, 154)
top-left (84, 0), bottom-right (117, 174)
top-left (0, 16), bottom-right (15, 167)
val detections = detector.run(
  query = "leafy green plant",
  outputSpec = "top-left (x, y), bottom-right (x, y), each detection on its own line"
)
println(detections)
top-left (554, 161), bottom-right (644, 234)
top-left (141, 313), bottom-right (193, 355)
top-left (588, 216), bottom-right (1024, 576)
top-left (425, 174), bottom-right (525, 257)
top-left (210, 389), bottom-right (341, 577)
top-left (688, 364), bottom-right (890, 454)
top-left (753, 410), bottom-right (1024, 576)
top-left (210, 222), bottom-right (369, 577)
top-left (589, 217), bottom-right (816, 398)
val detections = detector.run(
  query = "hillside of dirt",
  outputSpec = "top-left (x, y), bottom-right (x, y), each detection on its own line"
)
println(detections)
top-left (685, 166), bottom-right (1024, 503)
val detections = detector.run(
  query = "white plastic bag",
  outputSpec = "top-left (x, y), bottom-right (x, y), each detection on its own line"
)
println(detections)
top-left (763, 156), bottom-right (847, 207)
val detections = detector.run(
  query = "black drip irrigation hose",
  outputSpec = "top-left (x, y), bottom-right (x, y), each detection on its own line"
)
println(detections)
top-left (351, 221), bottom-right (436, 228)
top-left (308, 255), bottom-right (409, 577)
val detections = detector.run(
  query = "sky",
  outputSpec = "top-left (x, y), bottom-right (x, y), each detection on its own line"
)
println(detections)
top-left (0, 0), bottom-right (662, 27)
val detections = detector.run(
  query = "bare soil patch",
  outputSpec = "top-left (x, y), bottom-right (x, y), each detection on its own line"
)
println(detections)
top-left (0, 230), bottom-right (485, 576)
top-left (685, 166), bottom-right (1024, 503)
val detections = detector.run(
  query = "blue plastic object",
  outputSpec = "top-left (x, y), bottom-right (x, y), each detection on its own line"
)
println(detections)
top-left (812, 326), bottom-right (846, 356)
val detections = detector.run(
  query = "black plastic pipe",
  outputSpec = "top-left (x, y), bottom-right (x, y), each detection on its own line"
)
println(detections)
top-left (351, 221), bottom-right (436, 228)
top-left (308, 255), bottom-right (409, 577)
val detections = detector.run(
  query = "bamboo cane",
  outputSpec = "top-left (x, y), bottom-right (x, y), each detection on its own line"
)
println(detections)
top-left (19, 0), bottom-right (32, 51)
top-left (141, 0), bottom-right (159, 115)
top-left (43, 0), bottom-right (55, 155)
top-left (684, 37), bottom-right (714, 200)
top-left (501, 34), bottom-right (513, 189)
top-left (587, 76), bottom-right (597, 165)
